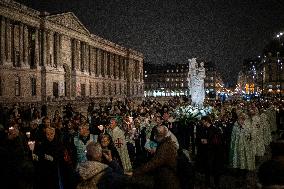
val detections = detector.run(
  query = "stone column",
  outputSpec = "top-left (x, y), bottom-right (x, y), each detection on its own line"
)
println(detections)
top-left (6, 19), bottom-right (11, 64)
top-left (73, 39), bottom-right (77, 70)
top-left (89, 46), bottom-right (94, 75)
top-left (19, 23), bottom-right (24, 67)
top-left (97, 48), bottom-right (101, 77)
top-left (23, 25), bottom-right (29, 67)
top-left (80, 42), bottom-right (85, 72)
top-left (54, 33), bottom-right (61, 68)
top-left (110, 53), bottom-right (114, 78)
top-left (140, 60), bottom-right (143, 82)
top-left (85, 44), bottom-right (89, 73)
top-left (12, 24), bottom-right (17, 67)
top-left (120, 57), bottom-right (124, 80)
top-left (124, 59), bottom-right (127, 80)
top-left (93, 47), bottom-right (97, 76)
top-left (107, 52), bottom-right (110, 77)
top-left (58, 34), bottom-right (62, 67)
top-left (34, 29), bottom-right (39, 68)
top-left (105, 52), bottom-right (108, 77)
top-left (0, 16), bottom-right (5, 64)
top-left (101, 50), bottom-right (105, 77)
top-left (119, 56), bottom-right (122, 79)
top-left (114, 54), bottom-right (118, 79)
top-left (46, 31), bottom-right (51, 67)
top-left (41, 30), bottom-right (46, 66)
top-left (75, 40), bottom-right (80, 71)
top-left (53, 33), bottom-right (57, 67)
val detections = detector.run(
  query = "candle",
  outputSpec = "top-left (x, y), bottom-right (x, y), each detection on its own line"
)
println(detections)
top-left (28, 141), bottom-right (35, 152)
top-left (26, 132), bottom-right (31, 139)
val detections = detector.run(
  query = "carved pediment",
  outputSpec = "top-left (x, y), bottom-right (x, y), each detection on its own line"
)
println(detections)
top-left (46, 12), bottom-right (90, 35)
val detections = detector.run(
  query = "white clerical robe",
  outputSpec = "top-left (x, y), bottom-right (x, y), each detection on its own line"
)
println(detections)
top-left (251, 114), bottom-right (265, 157)
top-left (110, 126), bottom-right (132, 172)
top-left (230, 120), bottom-right (255, 171)
top-left (260, 112), bottom-right (272, 146)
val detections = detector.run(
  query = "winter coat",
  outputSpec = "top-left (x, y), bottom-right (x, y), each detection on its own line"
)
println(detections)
top-left (76, 161), bottom-right (108, 189)
top-left (76, 160), bottom-right (127, 189)
top-left (133, 136), bottom-right (180, 189)
top-left (34, 137), bottom-right (63, 189)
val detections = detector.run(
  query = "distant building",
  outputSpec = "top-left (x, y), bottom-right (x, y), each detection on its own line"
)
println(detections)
top-left (260, 39), bottom-right (284, 97)
top-left (144, 63), bottom-right (189, 97)
top-left (0, 0), bottom-right (144, 105)
top-left (204, 61), bottom-right (220, 99)
top-left (144, 61), bottom-right (222, 98)
top-left (237, 58), bottom-right (260, 95)
top-left (237, 38), bottom-right (284, 98)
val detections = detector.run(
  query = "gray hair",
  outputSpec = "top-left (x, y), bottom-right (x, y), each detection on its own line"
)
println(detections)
top-left (86, 142), bottom-right (102, 161)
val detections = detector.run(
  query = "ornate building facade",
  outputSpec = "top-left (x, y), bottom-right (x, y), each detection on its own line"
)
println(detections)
top-left (0, 0), bottom-right (144, 104)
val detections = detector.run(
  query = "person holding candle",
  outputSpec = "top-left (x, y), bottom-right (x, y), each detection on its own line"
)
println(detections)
top-left (1, 122), bottom-right (35, 189)
top-left (33, 127), bottom-right (63, 189)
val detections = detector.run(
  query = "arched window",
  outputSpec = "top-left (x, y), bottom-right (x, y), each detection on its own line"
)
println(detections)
top-left (31, 77), bottom-right (36, 96)
top-left (15, 76), bottom-right (20, 96)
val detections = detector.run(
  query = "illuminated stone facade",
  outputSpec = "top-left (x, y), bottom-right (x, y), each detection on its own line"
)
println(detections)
top-left (0, 0), bottom-right (144, 104)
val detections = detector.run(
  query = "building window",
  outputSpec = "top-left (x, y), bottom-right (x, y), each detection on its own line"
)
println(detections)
top-left (96, 82), bottom-right (99, 95)
top-left (53, 82), bottom-right (59, 98)
top-left (81, 84), bottom-right (86, 96)
top-left (31, 78), bottom-right (36, 96)
top-left (103, 82), bottom-right (106, 95)
top-left (167, 70), bottom-right (169, 73)
top-left (109, 83), bottom-right (111, 95)
top-left (181, 83), bottom-right (184, 87)
top-left (145, 75), bottom-right (148, 78)
top-left (15, 76), bottom-right (20, 96)
top-left (166, 78), bottom-right (170, 81)
top-left (14, 51), bottom-right (20, 67)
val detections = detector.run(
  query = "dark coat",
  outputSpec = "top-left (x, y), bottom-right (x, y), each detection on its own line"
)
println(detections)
top-left (196, 124), bottom-right (224, 175)
top-left (133, 136), bottom-right (180, 189)
top-left (34, 137), bottom-right (63, 189)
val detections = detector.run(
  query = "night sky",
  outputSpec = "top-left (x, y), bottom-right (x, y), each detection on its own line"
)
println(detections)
top-left (17, 0), bottom-right (284, 85)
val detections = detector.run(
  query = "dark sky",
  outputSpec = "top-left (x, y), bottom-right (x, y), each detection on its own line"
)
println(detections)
top-left (17, 0), bottom-right (284, 85)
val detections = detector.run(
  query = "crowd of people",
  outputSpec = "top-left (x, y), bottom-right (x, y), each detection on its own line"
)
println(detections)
top-left (0, 97), bottom-right (283, 189)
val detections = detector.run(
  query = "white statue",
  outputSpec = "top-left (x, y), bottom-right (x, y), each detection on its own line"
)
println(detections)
top-left (188, 58), bottom-right (206, 108)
